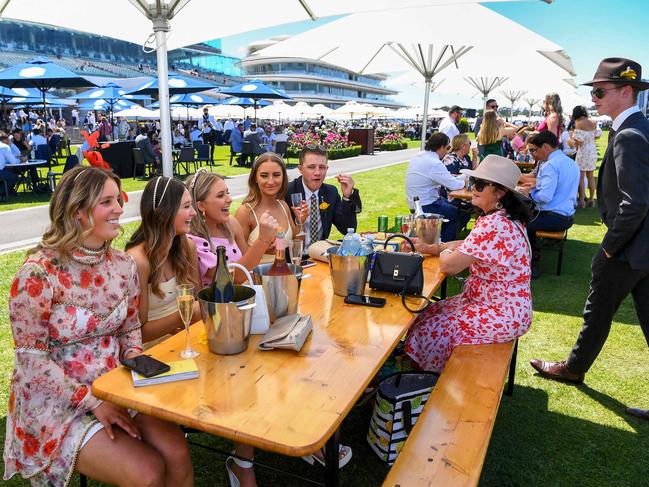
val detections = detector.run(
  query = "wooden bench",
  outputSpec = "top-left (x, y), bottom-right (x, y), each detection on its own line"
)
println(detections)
top-left (536, 230), bottom-right (568, 276)
top-left (382, 339), bottom-right (518, 487)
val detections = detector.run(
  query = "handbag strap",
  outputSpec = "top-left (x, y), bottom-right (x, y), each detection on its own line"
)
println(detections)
top-left (383, 233), bottom-right (416, 252)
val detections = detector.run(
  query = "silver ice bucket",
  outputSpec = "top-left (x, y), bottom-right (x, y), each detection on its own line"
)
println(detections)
top-left (252, 264), bottom-right (302, 323)
top-left (326, 246), bottom-right (371, 297)
top-left (414, 213), bottom-right (444, 245)
top-left (197, 286), bottom-right (256, 355)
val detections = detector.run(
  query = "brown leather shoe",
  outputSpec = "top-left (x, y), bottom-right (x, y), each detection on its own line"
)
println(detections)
top-left (625, 408), bottom-right (649, 421)
top-left (529, 359), bottom-right (584, 384)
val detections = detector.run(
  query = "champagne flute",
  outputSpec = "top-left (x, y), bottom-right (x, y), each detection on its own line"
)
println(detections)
top-left (400, 214), bottom-right (414, 237)
top-left (176, 284), bottom-right (199, 359)
top-left (290, 239), bottom-right (304, 267)
top-left (290, 193), bottom-right (306, 236)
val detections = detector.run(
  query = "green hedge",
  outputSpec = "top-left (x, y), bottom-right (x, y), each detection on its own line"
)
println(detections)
top-left (378, 142), bottom-right (408, 151)
top-left (286, 145), bottom-right (362, 160)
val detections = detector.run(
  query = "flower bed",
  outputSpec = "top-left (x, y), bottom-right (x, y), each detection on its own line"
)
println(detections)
top-left (286, 145), bottom-right (362, 160)
top-left (376, 132), bottom-right (408, 151)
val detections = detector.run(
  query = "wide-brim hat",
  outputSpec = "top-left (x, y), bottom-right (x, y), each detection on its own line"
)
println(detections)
top-left (461, 155), bottom-right (530, 203)
top-left (582, 57), bottom-right (649, 89)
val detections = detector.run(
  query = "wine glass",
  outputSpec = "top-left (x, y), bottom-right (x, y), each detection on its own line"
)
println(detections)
top-left (289, 239), bottom-right (304, 267)
top-left (290, 193), bottom-right (306, 237)
top-left (176, 284), bottom-right (199, 359)
top-left (400, 214), bottom-right (414, 237)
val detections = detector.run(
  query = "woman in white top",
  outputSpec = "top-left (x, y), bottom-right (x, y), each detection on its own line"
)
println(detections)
top-left (568, 106), bottom-right (599, 208)
top-left (126, 176), bottom-right (202, 342)
top-left (235, 152), bottom-right (308, 263)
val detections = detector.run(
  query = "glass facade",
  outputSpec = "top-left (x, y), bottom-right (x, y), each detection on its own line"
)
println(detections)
top-left (247, 62), bottom-right (383, 87)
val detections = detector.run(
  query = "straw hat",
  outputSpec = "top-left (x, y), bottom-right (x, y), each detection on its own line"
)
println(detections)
top-left (461, 155), bottom-right (530, 202)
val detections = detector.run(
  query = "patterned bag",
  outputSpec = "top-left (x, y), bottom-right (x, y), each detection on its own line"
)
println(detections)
top-left (367, 372), bottom-right (438, 465)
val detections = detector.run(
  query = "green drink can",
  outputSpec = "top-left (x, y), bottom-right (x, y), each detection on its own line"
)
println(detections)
top-left (378, 215), bottom-right (389, 232)
top-left (394, 216), bottom-right (403, 232)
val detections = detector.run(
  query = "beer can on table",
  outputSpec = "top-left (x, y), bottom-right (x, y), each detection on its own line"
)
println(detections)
top-left (378, 215), bottom-right (389, 232)
top-left (394, 216), bottom-right (403, 233)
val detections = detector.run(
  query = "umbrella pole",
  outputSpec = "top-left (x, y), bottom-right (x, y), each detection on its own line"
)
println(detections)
top-left (420, 76), bottom-right (432, 150)
top-left (153, 18), bottom-right (173, 177)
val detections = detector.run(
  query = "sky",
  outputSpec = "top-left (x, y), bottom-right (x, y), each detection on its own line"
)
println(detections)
top-left (219, 0), bottom-right (649, 109)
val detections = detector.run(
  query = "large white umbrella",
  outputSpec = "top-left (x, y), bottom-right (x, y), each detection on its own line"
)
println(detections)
top-left (0, 0), bottom-right (553, 174)
top-left (114, 105), bottom-right (159, 120)
top-left (255, 2), bottom-right (571, 147)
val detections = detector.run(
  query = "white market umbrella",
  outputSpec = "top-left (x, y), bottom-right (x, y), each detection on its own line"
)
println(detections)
top-left (0, 0), bottom-right (553, 173)
top-left (257, 100), bottom-right (291, 121)
top-left (255, 2), bottom-right (572, 147)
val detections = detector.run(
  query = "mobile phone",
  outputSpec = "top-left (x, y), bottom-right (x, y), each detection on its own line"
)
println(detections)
top-left (300, 259), bottom-right (316, 268)
top-left (344, 294), bottom-right (387, 308)
top-left (121, 355), bottom-right (170, 378)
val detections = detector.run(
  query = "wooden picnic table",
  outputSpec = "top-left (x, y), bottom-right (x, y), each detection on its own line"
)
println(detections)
top-left (448, 188), bottom-right (473, 201)
top-left (93, 258), bottom-right (445, 486)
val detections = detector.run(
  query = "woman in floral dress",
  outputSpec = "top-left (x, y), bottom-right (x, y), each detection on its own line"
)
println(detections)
top-left (4, 167), bottom-right (193, 487)
top-left (405, 155), bottom-right (534, 372)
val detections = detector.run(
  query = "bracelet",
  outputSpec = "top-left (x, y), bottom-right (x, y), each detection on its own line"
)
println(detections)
top-left (440, 248), bottom-right (453, 257)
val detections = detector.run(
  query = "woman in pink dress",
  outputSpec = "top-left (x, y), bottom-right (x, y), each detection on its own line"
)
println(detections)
top-left (186, 169), bottom-right (280, 287)
top-left (4, 167), bottom-right (192, 487)
top-left (405, 155), bottom-right (534, 372)
top-left (537, 92), bottom-right (564, 137)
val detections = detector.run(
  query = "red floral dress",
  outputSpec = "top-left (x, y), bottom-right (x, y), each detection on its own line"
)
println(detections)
top-left (3, 247), bottom-right (142, 487)
top-left (405, 210), bottom-right (532, 372)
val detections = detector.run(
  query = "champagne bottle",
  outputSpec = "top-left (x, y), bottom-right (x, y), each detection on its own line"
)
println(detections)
top-left (268, 231), bottom-right (293, 276)
top-left (211, 245), bottom-right (234, 302)
top-left (413, 196), bottom-right (425, 218)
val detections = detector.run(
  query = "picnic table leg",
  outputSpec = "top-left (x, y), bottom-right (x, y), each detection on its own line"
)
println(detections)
top-left (440, 277), bottom-right (447, 299)
top-left (505, 338), bottom-right (518, 397)
top-left (324, 429), bottom-right (340, 487)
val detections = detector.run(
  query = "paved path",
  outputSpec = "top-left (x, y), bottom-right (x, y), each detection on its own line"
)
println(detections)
top-left (0, 148), bottom-right (419, 253)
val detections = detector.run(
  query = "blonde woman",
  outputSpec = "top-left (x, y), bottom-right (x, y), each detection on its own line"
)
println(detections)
top-left (186, 169), bottom-right (279, 287)
top-left (4, 166), bottom-right (192, 487)
top-left (126, 176), bottom-right (202, 342)
top-left (477, 111), bottom-right (516, 158)
top-left (234, 152), bottom-right (308, 264)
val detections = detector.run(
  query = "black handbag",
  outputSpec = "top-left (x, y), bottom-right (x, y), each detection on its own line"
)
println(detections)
top-left (369, 234), bottom-right (431, 313)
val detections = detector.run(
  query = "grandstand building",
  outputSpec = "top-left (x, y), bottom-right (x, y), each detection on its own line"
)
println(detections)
top-left (0, 18), bottom-right (242, 82)
top-left (241, 37), bottom-right (403, 109)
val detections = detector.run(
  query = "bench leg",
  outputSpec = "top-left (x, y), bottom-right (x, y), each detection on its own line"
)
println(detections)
top-left (505, 338), bottom-right (518, 397)
top-left (440, 277), bottom-right (447, 300)
top-left (556, 239), bottom-right (564, 276)
top-left (324, 429), bottom-right (340, 487)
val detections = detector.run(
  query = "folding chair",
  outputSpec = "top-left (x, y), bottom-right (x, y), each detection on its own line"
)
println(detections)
top-left (48, 155), bottom-right (80, 191)
top-left (175, 147), bottom-right (196, 175)
top-left (196, 144), bottom-right (211, 167)
top-left (274, 141), bottom-right (288, 160)
top-left (132, 147), bottom-right (152, 179)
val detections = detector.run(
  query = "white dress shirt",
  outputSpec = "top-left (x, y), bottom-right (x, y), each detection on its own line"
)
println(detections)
top-left (438, 115), bottom-right (460, 140)
top-left (611, 105), bottom-right (640, 131)
top-left (405, 150), bottom-right (465, 208)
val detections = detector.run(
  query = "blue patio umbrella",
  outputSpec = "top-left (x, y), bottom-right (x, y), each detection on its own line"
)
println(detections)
top-left (75, 81), bottom-right (150, 101)
top-left (78, 98), bottom-right (138, 112)
top-left (222, 97), bottom-right (272, 108)
top-left (7, 95), bottom-right (73, 108)
top-left (220, 80), bottom-right (289, 121)
top-left (127, 74), bottom-right (218, 96)
top-left (149, 92), bottom-right (223, 119)
top-left (0, 57), bottom-right (95, 117)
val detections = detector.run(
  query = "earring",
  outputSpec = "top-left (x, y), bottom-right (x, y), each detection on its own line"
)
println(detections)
top-left (201, 210), bottom-right (206, 217)
top-left (495, 201), bottom-right (503, 210)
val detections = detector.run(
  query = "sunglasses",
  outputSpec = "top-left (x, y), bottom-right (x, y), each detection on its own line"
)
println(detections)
top-left (469, 177), bottom-right (496, 192)
top-left (590, 87), bottom-right (620, 99)
top-left (303, 143), bottom-right (327, 152)
top-left (488, 105), bottom-right (498, 109)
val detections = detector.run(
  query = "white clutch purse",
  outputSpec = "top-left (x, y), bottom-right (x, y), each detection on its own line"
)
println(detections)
top-left (258, 313), bottom-right (313, 352)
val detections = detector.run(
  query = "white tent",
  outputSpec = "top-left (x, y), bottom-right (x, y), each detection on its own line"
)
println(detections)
top-left (114, 106), bottom-right (159, 120)
top-left (255, 2), bottom-right (572, 147)
top-left (0, 0), bottom-right (542, 175)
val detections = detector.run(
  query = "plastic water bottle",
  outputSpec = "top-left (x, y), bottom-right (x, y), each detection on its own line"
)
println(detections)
top-left (358, 235), bottom-right (376, 256)
top-left (339, 228), bottom-right (361, 256)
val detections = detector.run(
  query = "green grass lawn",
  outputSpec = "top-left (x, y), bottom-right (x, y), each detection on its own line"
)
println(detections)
top-left (3, 132), bottom-right (647, 486)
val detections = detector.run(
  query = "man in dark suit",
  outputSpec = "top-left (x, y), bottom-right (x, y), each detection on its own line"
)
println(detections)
top-left (530, 58), bottom-right (649, 387)
top-left (284, 145), bottom-right (362, 249)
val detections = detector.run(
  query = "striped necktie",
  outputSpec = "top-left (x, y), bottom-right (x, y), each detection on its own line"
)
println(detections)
top-left (309, 193), bottom-right (319, 245)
